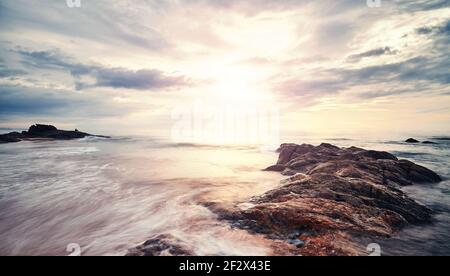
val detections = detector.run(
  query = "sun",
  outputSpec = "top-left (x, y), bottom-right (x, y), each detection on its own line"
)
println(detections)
top-left (210, 64), bottom-right (272, 103)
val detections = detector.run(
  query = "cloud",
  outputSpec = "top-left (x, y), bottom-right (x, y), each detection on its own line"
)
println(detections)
top-left (416, 20), bottom-right (450, 36)
top-left (0, 0), bottom-right (449, 134)
top-left (0, 67), bottom-right (26, 78)
top-left (0, 55), bottom-right (26, 77)
top-left (276, 54), bottom-right (449, 101)
top-left (396, 0), bottom-right (450, 12)
top-left (416, 27), bottom-right (435, 35)
top-left (437, 19), bottom-right (450, 36)
top-left (0, 85), bottom-right (81, 116)
top-left (190, 0), bottom-right (366, 17)
top-left (0, 66), bottom-right (26, 78)
top-left (0, 0), bottom-right (169, 52)
top-left (189, 0), bottom-right (310, 16)
top-left (0, 85), bottom-right (133, 117)
top-left (347, 47), bottom-right (399, 62)
top-left (83, 68), bottom-right (189, 90)
top-left (16, 49), bottom-right (190, 91)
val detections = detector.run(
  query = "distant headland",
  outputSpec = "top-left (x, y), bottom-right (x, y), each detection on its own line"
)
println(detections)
top-left (0, 124), bottom-right (110, 144)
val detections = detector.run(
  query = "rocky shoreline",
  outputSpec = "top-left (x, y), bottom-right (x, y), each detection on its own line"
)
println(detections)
top-left (210, 143), bottom-right (441, 256)
top-left (129, 142), bottom-right (442, 256)
top-left (0, 124), bottom-right (110, 143)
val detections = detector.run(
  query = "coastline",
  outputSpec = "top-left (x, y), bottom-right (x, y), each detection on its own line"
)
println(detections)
top-left (128, 142), bottom-right (442, 256)
top-left (0, 133), bottom-right (448, 256)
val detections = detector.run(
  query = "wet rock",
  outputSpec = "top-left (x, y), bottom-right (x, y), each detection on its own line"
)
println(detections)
top-left (126, 234), bottom-right (194, 256)
top-left (216, 143), bottom-right (441, 256)
top-left (0, 132), bottom-right (25, 143)
top-left (287, 230), bottom-right (302, 240)
top-left (432, 137), bottom-right (450, 141)
top-left (265, 144), bottom-right (441, 185)
top-left (263, 164), bottom-right (285, 172)
top-left (354, 150), bottom-right (398, 161)
top-left (288, 239), bottom-right (305, 248)
top-left (422, 141), bottom-right (437, 145)
top-left (405, 138), bottom-right (420, 143)
top-left (0, 124), bottom-right (110, 143)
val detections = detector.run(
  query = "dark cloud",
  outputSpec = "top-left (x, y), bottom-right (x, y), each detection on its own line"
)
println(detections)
top-left (415, 19), bottom-right (450, 37)
top-left (0, 68), bottom-right (26, 78)
top-left (341, 55), bottom-right (450, 86)
top-left (438, 20), bottom-right (450, 35)
top-left (16, 49), bottom-right (190, 91)
top-left (0, 85), bottom-right (133, 117)
top-left (18, 50), bottom-right (78, 71)
top-left (276, 54), bottom-right (450, 101)
top-left (0, 85), bottom-right (79, 116)
top-left (347, 47), bottom-right (398, 62)
top-left (90, 68), bottom-right (188, 90)
top-left (416, 27), bottom-right (434, 35)
top-left (0, 56), bottom-right (26, 78)
top-left (396, 0), bottom-right (450, 12)
top-left (277, 14), bottom-right (450, 102)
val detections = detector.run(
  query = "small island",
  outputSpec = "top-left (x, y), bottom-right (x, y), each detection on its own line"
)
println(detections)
top-left (0, 124), bottom-right (110, 143)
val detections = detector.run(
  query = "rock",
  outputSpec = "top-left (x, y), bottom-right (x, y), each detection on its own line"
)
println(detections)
top-left (126, 234), bottom-right (194, 256)
top-left (422, 141), bottom-right (437, 145)
top-left (405, 138), bottom-right (420, 143)
top-left (0, 132), bottom-right (25, 143)
top-left (354, 150), bottom-right (398, 161)
top-left (397, 159), bottom-right (441, 183)
top-left (0, 124), bottom-right (110, 144)
top-left (28, 124), bottom-right (57, 134)
top-left (263, 164), bottom-right (285, 172)
top-left (25, 124), bottom-right (90, 139)
top-left (288, 239), bottom-right (305, 248)
top-left (212, 143), bottom-right (441, 256)
top-left (266, 143), bottom-right (441, 185)
top-left (432, 137), bottom-right (450, 141)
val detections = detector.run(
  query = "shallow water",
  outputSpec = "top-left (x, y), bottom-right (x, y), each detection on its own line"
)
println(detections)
top-left (0, 135), bottom-right (449, 256)
top-left (0, 137), bottom-right (282, 256)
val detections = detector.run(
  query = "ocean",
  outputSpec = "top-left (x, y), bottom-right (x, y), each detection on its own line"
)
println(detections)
top-left (0, 135), bottom-right (449, 256)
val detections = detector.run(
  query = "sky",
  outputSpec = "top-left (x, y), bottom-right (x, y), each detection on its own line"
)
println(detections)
top-left (0, 0), bottom-right (449, 140)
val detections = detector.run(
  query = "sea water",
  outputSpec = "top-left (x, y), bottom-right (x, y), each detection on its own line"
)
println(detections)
top-left (0, 135), bottom-right (448, 255)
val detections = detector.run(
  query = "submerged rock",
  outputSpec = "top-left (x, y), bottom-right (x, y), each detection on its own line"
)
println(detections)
top-left (211, 143), bottom-right (441, 256)
top-left (422, 141), bottom-right (437, 145)
top-left (432, 137), bottom-right (450, 141)
top-left (0, 124), bottom-right (110, 143)
top-left (126, 234), bottom-right (194, 256)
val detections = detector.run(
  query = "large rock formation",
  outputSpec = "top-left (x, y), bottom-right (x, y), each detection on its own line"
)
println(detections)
top-left (209, 143), bottom-right (442, 256)
top-left (0, 124), bottom-right (109, 143)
